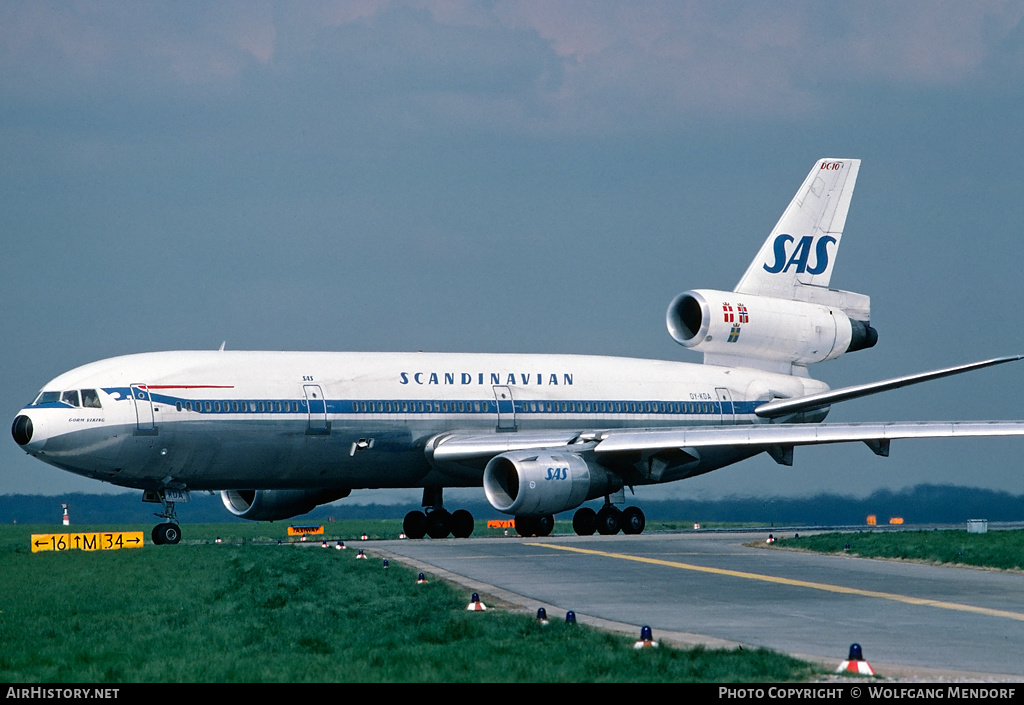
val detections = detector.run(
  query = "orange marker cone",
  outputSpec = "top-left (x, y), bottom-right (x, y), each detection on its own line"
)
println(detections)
top-left (466, 592), bottom-right (487, 611)
top-left (836, 643), bottom-right (875, 675)
top-left (633, 626), bottom-right (659, 649)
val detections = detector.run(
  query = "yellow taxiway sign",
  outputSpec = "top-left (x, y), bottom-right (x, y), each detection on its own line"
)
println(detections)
top-left (31, 532), bottom-right (144, 553)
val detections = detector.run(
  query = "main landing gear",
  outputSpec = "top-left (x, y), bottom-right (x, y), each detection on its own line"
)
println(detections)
top-left (571, 504), bottom-right (646, 536)
top-left (513, 504), bottom-right (647, 537)
top-left (403, 507), bottom-right (476, 539)
top-left (403, 488), bottom-right (475, 539)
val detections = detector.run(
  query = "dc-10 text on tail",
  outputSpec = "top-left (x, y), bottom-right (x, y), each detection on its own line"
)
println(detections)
top-left (13, 159), bottom-right (1024, 543)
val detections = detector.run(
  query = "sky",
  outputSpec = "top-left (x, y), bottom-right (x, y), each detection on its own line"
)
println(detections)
top-left (3, 1), bottom-right (1024, 510)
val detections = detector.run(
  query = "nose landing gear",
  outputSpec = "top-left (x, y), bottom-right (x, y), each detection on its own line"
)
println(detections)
top-left (143, 488), bottom-right (184, 545)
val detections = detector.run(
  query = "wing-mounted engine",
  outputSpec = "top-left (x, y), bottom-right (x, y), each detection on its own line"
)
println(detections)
top-left (666, 289), bottom-right (876, 370)
top-left (221, 488), bottom-right (350, 521)
top-left (483, 451), bottom-right (622, 516)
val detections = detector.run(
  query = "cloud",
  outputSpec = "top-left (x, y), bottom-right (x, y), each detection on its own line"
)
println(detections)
top-left (1, 1), bottom-right (1021, 134)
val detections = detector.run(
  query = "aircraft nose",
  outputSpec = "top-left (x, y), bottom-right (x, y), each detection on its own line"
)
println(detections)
top-left (12, 415), bottom-right (33, 446)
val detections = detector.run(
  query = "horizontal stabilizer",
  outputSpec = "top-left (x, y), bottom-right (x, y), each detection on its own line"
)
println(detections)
top-left (753, 356), bottom-right (1024, 419)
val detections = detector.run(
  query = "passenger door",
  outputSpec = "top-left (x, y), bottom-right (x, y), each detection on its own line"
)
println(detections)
top-left (303, 384), bottom-right (329, 434)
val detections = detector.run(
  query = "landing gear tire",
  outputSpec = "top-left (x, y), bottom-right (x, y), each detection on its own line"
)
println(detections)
top-left (450, 509), bottom-right (475, 538)
top-left (515, 515), bottom-right (536, 537)
top-left (516, 514), bottom-right (554, 537)
top-left (404, 510), bottom-right (427, 540)
top-left (596, 506), bottom-right (622, 535)
top-left (152, 522), bottom-right (181, 545)
top-left (572, 507), bottom-right (597, 536)
top-left (621, 506), bottom-right (646, 535)
top-left (425, 508), bottom-right (452, 539)
top-left (535, 514), bottom-right (554, 537)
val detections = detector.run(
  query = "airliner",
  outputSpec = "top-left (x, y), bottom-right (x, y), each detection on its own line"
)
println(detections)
top-left (12, 158), bottom-right (1024, 544)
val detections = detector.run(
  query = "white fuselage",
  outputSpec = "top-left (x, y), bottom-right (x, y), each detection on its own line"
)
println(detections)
top-left (15, 350), bottom-right (826, 493)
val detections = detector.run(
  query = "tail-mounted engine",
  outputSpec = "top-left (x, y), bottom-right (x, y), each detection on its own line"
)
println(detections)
top-left (483, 451), bottom-right (621, 516)
top-left (666, 289), bottom-right (876, 366)
top-left (221, 488), bottom-right (350, 521)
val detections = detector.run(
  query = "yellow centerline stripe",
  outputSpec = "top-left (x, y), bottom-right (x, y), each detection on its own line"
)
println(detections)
top-left (527, 543), bottom-right (1024, 622)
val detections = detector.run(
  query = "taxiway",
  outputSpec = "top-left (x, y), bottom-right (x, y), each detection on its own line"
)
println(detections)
top-left (371, 531), bottom-right (1024, 679)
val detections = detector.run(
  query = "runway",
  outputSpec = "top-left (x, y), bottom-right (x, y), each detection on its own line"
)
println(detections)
top-left (370, 530), bottom-right (1024, 679)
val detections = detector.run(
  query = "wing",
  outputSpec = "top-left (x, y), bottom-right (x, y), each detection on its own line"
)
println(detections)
top-left (429, 421), bottom-right (1024, 467)
top-left (429, 355), bottom-right (1024, 465)
top-left (592, 420), bottom-right (1024, 462)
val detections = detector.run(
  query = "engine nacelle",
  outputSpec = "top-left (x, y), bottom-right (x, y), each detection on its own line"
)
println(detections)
top-left (666, 289), bottom-right (876, 365)
top-left (221, 489), bottom-right (350, 521)
top-left (483, 451), bottom-right (620, 516)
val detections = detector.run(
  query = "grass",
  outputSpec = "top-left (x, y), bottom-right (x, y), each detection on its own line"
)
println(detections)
top-left (776, 528), bottom-right (1024, 570)
top-left (0, 523), bottom-right (819, 683)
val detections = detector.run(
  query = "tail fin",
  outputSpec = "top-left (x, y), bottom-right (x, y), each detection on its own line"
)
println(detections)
top-left (735, 158), bottom-right (860, 298)
top-left (664, 158), bottom-right (875, 376)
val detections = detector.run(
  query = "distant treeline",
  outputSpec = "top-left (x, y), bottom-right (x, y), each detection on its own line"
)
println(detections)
top-left (1, 484), bottom-right (1020, 526)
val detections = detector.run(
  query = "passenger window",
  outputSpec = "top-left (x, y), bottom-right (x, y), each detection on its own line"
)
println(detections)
top-left (62, 390), bottom-right (80, 407)
top-left (81, 389), bottom-right (102, 408)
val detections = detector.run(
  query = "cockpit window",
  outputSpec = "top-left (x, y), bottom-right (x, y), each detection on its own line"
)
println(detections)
top-left (30, 390), bottom-right (101, 408)
top-left (32, 391), bottom-right (61, 406)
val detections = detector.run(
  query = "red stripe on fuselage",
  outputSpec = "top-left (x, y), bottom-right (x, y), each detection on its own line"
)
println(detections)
top-left (138, 385), bottom-right (235, 390)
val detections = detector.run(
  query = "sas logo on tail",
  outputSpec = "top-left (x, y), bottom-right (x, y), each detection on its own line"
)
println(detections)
top-left (762, 234), bottom-right (836, 275)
